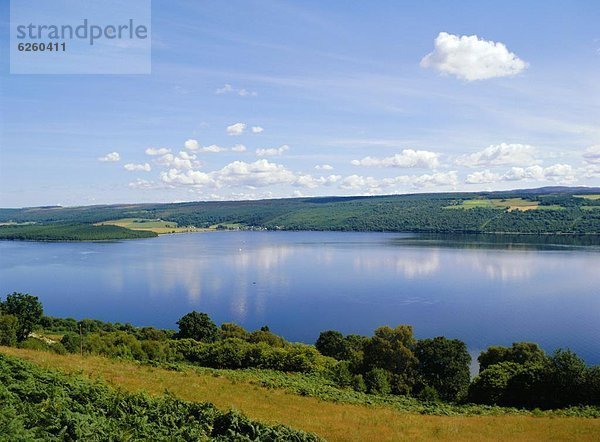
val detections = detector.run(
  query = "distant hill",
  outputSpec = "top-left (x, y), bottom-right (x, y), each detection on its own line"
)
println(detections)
top-left (1, 187), bottom-right (599, 238)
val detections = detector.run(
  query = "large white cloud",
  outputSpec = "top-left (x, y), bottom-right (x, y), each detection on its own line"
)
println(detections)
top-left (466, 164), bottom-right (577, 184)
top-left (124, 163), bottom-right (151, 172)
top-left (159, 159), bottom-right (344, 191)
top-left (98, 152), bottom-right (120, 162)
top-left (256, 145), bottom-right (289, 157)
top-left (456, 143), bottom-right (537, 167)
top-left (155, 151), bottom-right (201, 170)
top-left (583, 145), bottom-right (600, 164)
top-left (420, 32), bottom-right (528, 81)
top-left (227, 122), bottom-right (246, 136)
top-left (503, 164), bottom-right (575, 183)
top-left (351, 149), bottom-right (440, 169)
top-left (340, 171), bottom-right (457, 193)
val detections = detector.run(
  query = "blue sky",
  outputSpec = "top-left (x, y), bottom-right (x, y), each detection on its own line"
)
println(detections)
top-left (1, 0), bottom-right (599, 207)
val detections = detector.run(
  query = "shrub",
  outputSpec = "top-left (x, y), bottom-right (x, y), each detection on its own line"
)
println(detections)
top-left (352, 374), bottom-right (367, 393)
top-left (18, 337), bottom-right (51, 351)
top-left (329, 361), bottom-right (353, 388)
top-left (364, 368), bottom-right (391, 395)
top-left (417, 386), bottom-right (440, 403)
top-left (0, 314), bottom-right (18, 346)
top-left (60, 332), bottom-right (82, 353)
top-left (221, 322), bottom-right (250, 341)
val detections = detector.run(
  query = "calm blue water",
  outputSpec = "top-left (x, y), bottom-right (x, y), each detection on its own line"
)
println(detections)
top-left (1, 231), bottom-right (599, 365)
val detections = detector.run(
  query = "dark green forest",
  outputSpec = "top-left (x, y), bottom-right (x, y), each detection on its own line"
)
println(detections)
top-left (0, 223), bottom-right (157, 241)
top-left (1, 187), bottom-right (600, 240)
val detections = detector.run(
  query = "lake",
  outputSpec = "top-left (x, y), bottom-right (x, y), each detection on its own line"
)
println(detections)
top-left (1, 231), bottom-right (599, 366)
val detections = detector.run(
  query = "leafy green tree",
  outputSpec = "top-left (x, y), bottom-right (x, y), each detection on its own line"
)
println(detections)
top-left (329, 361), bottom-right (353, 388)
top-left (315, 330), bottom-right (349, 360)
top-left (478, 342), bottom-right (547, 372)
top-left (0, 314), bottom-right (19, 346)
top-left (249, 329), bottom-right (286, 347)
top-left (414, 337), bottom-right (471, 401)
top-left (546, 349), bottom-right (587, 408)
top-left (364, 368), bottom-right (391, 395)
top-left (363, 325), bottom-right (417, 393)
top-left (469, 361), bottom-right (521, 405)
top-left (176, 311), bottom-right (220, 343)
top-left (504, 361), bottom-right (548, 407)
top-left (221, 322), bottom-right (250, 340)
top-left (584, 366), bottom-right (600, 406)
top-left (0, 293), bottom-right (43, 341)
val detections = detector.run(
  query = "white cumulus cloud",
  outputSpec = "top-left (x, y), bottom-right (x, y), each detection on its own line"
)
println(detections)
top-left (420, 32), bottom-right (528, 81)
top-left (155, 151), bottom-right (201, 170)
top-left (227, 122), bottom-right (246, 136)
top-left (184, 139), bottom-right (200, 151)
top-left (251, 126), bottom-right (264, 134)
top-left (456, 143), bottom-right (537, 167)
top-left (98, 152), bottom-right (120, 162)
top-left (351, 149), bottom-right (440, 169)
top-left (231, 144), bottom-right (247, 152)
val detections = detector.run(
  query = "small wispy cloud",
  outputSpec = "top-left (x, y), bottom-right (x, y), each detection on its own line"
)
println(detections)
top-left (256, 145), bottom-right (289, 156)
top-left (98, 152), bottom-right (120, 162)
top-left (124, 163), bottom-right (152, 172)
top-left (216, 84), bottom-right (257, 97)
top-left (227, 122), bottom-right (246, 136)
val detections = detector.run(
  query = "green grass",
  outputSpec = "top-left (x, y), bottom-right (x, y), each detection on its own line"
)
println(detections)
top-left (3, 347), bottom-right (599, 442)
top-left (0, 351), bottom-right (319, 441)
top-left (96, 218), bottom-right (205, 234)
top-left (575, 194), bottom-right (600, 200)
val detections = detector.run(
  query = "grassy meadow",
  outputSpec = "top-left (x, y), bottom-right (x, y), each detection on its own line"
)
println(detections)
top-left (2, 346), bottom-right (598, 442)
top-left (447, 198), bottom-right (564, 211)
top-left (95, 218), bottom-right (207, 234)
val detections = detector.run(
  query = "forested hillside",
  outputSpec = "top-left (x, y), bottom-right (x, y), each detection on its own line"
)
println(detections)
top-left (1, 187), bottom-right (600, 237)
